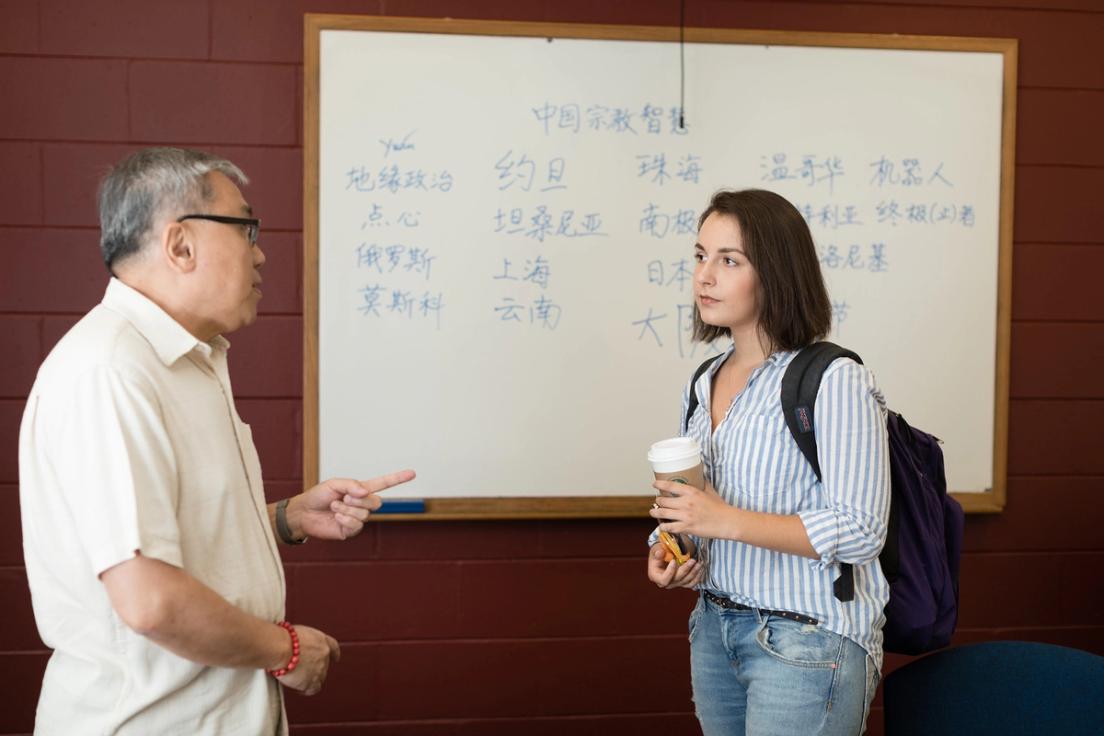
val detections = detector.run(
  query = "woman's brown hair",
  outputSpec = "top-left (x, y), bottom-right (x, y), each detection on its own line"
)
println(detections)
top-left (692, 189), bottom-right (831, 352)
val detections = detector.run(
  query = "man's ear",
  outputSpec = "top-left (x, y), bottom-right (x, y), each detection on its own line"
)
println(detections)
top-left (163, 220), bottom-right (197, 274)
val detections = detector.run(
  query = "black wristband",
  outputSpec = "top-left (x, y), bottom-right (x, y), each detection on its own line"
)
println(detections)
top-left (276, 498), bottom-right (306, 545)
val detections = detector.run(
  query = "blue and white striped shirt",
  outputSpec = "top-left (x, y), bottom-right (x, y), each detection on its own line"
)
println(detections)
top-left (674, 346), bottom-right (891, 669)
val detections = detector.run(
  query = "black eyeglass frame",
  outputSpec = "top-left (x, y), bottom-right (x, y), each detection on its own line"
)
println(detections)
top-left (176, 214), bottom-right (261, 246)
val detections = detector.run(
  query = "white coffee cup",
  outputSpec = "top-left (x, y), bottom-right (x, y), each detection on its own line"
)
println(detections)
top-left (647, 437), bottom-right (704, 565)
top-left (648, 437), bottom-right (705, 489)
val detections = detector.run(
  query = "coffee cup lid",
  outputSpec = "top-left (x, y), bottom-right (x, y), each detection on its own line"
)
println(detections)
top-left (648, 437), bottom-right (701, 471)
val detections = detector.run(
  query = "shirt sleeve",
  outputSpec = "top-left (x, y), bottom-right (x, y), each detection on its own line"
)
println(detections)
top-left (797, 359), bottom-right (890, 568)
top-left (49, 365), bottom-right (182, 576)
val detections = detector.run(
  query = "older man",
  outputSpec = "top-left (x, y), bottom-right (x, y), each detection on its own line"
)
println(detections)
top-left (18, 147), bottom-right (414, 735)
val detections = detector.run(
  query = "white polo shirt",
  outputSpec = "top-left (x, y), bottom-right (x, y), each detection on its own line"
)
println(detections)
top-left (19, 279), bottom-right (288, 735)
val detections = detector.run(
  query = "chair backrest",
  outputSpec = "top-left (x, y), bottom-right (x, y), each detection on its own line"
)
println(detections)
top-left (883, 640), bottom-right (1104, 736)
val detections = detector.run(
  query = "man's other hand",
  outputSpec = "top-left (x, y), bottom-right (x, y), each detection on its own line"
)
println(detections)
top-left (275, 625), bottom-right (340, 696)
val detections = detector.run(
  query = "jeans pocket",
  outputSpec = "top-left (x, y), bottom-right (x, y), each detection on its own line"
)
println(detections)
top-left (754, 615), bottom-right (842, 668)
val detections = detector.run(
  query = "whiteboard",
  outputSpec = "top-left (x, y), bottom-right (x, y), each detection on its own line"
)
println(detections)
top-left (305, 18), bottom-right (1015, 514)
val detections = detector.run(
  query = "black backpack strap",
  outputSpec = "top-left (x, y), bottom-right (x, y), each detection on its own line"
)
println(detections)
top-left (781, 342), bottom-right (862, 481)
top-left (780, 342), bottom-right (863, 602)
top-left (684, 356), bottom-right (721, 435)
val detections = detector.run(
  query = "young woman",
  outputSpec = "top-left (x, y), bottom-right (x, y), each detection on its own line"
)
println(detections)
top-left (647, 189), bottom-right (890, 735)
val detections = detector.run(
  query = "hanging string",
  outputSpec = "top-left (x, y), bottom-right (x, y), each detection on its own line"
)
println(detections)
top-left (679, 0), bottom-right (686, 129)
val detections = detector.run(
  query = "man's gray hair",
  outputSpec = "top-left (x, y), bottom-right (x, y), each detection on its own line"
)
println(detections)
top-left (98, 147), bottom-right (248, 270)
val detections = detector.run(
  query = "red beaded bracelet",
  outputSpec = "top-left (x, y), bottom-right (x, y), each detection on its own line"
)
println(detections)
top-left (266, 621), bottom-right (300, 677)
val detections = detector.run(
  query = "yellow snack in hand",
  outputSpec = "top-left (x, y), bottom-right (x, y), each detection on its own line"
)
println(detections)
top-left (658, 530), bottom-right (691, 566)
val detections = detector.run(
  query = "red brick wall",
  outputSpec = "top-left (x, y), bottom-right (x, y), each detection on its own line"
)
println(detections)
top-left (2, 1), bottom-right (1102, 734)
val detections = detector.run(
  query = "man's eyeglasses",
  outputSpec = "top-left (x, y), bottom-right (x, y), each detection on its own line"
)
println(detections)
top-left (177, 214), bottom-right (261, 246)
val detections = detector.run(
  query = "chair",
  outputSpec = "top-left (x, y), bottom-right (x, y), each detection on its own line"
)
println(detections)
top-left (883, 640), bottom-right (1104, 735)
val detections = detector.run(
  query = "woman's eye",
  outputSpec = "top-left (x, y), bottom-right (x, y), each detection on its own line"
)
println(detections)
top-left (693, 252), bottom-right (705, 262)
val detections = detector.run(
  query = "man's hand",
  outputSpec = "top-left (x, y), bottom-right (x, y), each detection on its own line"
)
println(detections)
top-left (275, 625), bottom-right (340, 696)
top-left (100, 555), bottom-right (342, 678)
top-left (647, 542), bottom-right (705, 590)
top-left (285, 469), bottom-right (416, 541)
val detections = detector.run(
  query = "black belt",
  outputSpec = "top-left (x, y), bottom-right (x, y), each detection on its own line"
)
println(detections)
top-left (703, 590), bottom-right (819, 627)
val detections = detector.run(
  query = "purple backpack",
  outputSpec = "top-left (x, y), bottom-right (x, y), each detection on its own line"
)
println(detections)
top-left (686, 342), bottom-right (965, 655)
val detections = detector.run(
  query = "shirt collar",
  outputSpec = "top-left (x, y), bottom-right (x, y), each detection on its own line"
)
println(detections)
top-left (766, 349), bottom-right (799, 367)
top-left (704, 344), bottom-right (735, 377)
top-left (101, 278), bottom-right (231, 366)
top-left (706, 345), bottom-right (798, 372)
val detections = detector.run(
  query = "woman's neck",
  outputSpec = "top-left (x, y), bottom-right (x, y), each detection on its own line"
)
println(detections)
top-left (727, 324), bottom-right (770, 368)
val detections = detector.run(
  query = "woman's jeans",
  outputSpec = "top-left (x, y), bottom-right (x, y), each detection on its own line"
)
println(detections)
top-left (689, 593), bottom-right (880, 736)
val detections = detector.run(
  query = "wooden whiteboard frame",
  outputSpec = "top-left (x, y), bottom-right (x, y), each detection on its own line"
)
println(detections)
top-left (303, 14), bottom-right (1016, 519)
